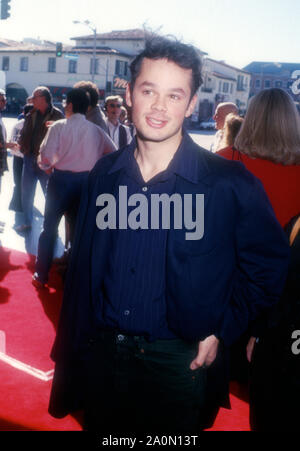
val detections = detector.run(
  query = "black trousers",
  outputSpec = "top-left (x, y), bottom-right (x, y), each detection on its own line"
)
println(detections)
top-left (83, 331), bottom-right (208, 434)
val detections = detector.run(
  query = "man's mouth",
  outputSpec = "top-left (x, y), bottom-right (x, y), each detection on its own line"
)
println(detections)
top-left (146, 116), bottom-right (168, 128)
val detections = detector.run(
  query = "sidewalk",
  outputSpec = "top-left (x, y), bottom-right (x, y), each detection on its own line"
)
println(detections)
top-left (0, 151), bottom-right (65, 258)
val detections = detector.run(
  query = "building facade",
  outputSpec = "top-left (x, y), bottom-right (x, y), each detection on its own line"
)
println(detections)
top-left (243, 61), bottom-right (300, 109)
top-left (0, 30), bottom-right (250, 120)
top-left (194, 58), bottom-right (251, 122)
top-left (0, 31), bottom-right (144, 112)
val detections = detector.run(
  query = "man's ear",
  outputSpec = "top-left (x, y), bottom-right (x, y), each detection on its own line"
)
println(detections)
top-left (185, 94), bottom-right (198, 118)
top-left (125, 83), bottom-right (133, 108)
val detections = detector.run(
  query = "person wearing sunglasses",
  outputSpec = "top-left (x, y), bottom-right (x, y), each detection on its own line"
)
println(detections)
top-left (104, 95), bottom-right (132, 149)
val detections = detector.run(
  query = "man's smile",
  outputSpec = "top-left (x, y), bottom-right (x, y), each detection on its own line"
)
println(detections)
top-left (145, 116), bottom-right (168, 128)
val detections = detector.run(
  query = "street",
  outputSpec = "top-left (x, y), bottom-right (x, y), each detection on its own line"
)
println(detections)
top-left (0, 117), bottom-right (216, 256)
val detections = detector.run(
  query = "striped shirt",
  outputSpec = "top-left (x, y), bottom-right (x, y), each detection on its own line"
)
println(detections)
top-left (94, 136), bottom-right (197, 340)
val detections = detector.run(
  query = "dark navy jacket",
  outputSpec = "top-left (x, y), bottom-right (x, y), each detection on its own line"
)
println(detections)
top-left (49, 133), bottom-right (290, 418)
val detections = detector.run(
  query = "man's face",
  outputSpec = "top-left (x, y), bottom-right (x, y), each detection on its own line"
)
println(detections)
top-left (0, 95), bottom-right (6, 111)
top-left (106, 99), bottom-right (122, 123)
top-left (213, 106), bottom-right (227, 130)
top-left (30, 90), bottom-right (48, 112)
top-left (126, 58), bottom-right (197, 144)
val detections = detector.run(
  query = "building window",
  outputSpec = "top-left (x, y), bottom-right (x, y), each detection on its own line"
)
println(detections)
top-left (48, 57), bottom-right (56, 73)
top-left (68, 60), bottom-right (77, 74)
top-left (90, 58), bottom-right (99, 75)
top-left (275, 80), bottom-right (282, 88)
top-left (223, 82), bottom-right (229, 93)
top-left (2, 56), bottom-right (9, 71)
top-left (264, 80), bottom-right (271, 88)
top-left (255, 79), bottom-right (261, 88)
top-left (230, 83), bottom-right (233, 94)
top-left (20, 57), bottom-right (29, 72)
top-left (237, 75), bottom-right (243, 90)
top-left (115, 60), bottom-right (128, 76)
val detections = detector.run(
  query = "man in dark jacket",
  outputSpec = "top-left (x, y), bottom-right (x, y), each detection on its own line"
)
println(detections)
top-left (17, 86), bottom-right (64, 232)
top-left (0, 90), bottom-right (8, 192)
top-left (48, 36), bottom-right (290, 433)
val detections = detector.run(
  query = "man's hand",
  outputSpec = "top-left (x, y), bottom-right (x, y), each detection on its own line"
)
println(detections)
top-left (6, 142), bottom-right (20, 150)
top-left (246, 336), bottom-right (257, 363)
top-left (190, 335), bottom-right (219, 370)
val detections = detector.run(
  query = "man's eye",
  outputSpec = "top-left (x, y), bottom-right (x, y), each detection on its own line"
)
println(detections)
top-left (170, 94), bottom-right (180, 101)
top-left (143, 90), bottom-right (153, 95)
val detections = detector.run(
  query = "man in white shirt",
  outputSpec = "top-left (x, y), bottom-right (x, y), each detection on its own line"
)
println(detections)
top-left (104, 95), bottom-right (132, 149)
top-left (32, 88), bottom-right (116, 287)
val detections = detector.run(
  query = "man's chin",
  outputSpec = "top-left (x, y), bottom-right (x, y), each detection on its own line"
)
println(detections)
top-left (135, 127), bottom-right (182, 144)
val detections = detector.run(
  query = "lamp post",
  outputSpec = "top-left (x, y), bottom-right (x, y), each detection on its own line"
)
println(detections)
top-left (73, 19), bottom-right (97, 83)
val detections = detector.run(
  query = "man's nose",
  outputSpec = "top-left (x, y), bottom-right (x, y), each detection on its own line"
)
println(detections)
top-left (152, 95), bottom-right (167, 112)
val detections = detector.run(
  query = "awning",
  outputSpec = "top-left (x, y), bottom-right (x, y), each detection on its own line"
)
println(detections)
top-left (48, 86), bottom-right (72, 98)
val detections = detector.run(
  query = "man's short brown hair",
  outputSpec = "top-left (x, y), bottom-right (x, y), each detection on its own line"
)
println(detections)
top-left (73, 80), bottom-right (99, 108)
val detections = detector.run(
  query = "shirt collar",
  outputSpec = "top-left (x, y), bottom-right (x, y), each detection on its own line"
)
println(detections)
top-left (108, 129), bottom-right (204, 184)
top-left (68, 113), bottom-right (86, 121)
top-left (107, 119), bottom-right (120, 129)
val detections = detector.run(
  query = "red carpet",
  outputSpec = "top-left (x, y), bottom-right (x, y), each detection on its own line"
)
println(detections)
top-left (0, 246), bottom-right (81, 431)
top-left (0, 246), bottom-right (250, 431)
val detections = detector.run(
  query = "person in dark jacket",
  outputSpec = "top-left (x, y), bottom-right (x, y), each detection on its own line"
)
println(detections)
top-left (0, 90), bottom-right (8, 193)
top-left (9, 104), bottom-right (34, 212)
top-left (249, 213), bottom-right (300, 430)
top-left (104, 95), bottom-right (132, 149)
top-left (17, 86), bottom-right (64, 232)
top-left (48, 35), bottom-right (290, 433)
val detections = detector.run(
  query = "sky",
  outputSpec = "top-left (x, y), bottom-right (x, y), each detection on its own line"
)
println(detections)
top-left (0, 0), bottom-right (299, 69)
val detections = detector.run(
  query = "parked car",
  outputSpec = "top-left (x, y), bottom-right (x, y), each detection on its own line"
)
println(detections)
top-left (199, 118), bottom-right (216, 130)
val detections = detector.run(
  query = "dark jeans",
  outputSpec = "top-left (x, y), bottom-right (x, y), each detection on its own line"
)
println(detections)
top-left (9, 156), bottom-right (23, 212)
top-left (35, 169), bottom-right (88, 283)
top-left (83, 331), bottom-right (208, 434)
top-left (21, 154), bottom-right (49, 225)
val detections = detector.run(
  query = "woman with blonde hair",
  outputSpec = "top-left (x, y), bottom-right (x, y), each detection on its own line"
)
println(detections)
top-left (217, 88), bottom-right (300, 227)
top-left (217, 113), bottom-right (244, 151)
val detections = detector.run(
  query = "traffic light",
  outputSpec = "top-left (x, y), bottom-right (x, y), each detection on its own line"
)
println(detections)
top-left (0, 0), bottom-right (11, 20)
top-left (56, 42), bottom-right (63, 57)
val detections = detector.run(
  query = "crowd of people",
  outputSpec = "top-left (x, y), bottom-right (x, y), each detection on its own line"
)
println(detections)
top-left (0, 34), bottom-right (299, 433)
top-left (0, 83), bottom-right (134, 283)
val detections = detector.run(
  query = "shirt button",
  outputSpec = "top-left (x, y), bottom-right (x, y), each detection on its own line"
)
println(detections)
top-left (124, 310), bottom-right (130, 316)
top-left (130, 268), bottom-right (136, 274)
top-left (142, 186), bottom-right (148, 192)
